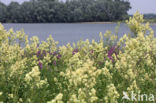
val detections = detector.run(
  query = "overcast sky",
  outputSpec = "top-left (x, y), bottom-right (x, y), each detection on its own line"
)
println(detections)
top-left (0, 0), bottom-right (156, 14)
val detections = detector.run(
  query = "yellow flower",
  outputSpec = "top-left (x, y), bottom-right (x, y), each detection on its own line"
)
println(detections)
top-left (0, 92), bottom-right (2, 96)
top-left (25, 66), bottom-right (40, 83)
top-left (47, 93), bottom-right (63, 103)
top-left (8, 94), bottom-right (14, 98)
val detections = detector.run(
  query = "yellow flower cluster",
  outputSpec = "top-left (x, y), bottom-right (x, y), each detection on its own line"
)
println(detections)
top-left (115, 12), bottom-right (156, 98)
top-left (126, 11), bottom-right (154, 38)
top-left (25, 66), bottom-right (40, 83)
top-left (0, 92), bottom-right (2, 96)
top-left (63, 59), bottom-right (101, 102)
top-left (104, 84), bottom-right (119, 103)
top-left (47, 93), bottom-right (63, 103)
top-left (10, 58), bottom-right (27, 77)
top-left (25, 66), bottom-right (48, 88)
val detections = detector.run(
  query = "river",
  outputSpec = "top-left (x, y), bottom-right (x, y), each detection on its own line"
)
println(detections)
top-left (3, 23), bottom-right (156, 45)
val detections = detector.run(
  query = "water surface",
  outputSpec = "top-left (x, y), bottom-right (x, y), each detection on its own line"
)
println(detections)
top-left (3, 23), bottom-right (156, 45)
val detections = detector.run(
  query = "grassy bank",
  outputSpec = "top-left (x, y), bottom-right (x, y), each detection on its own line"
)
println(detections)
top-left (145, 19), bottom-right (156, 23)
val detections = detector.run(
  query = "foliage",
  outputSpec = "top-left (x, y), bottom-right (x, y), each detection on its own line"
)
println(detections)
top-left (0, 0), bottom-right (131, 23)
top-left (144, 13), bottom-right (156, 19)
top-left (0, 12), bottom-right (156, 103)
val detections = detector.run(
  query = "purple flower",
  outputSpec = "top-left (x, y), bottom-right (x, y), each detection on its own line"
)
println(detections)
top-left (43, 50), bottom-right (47, 55)
top-left (38, 61), bottom-right (43, 69)
top-left (37, 44), bottom-right (40, 48)
top-left (72, 48), bottom-right (79, 55)
top-left (49, 52), bottom-right (53, 55)
top-left (107, 46), bottom-right (117, 62)
top-left (90, 49), bottom-right (94, 54)
top-left (48, 51), bottom-right (51, 55)
top-left (53, 61), bottom-right (56, 65)
top-left (53, 51), bottom-right (57, 56)
top-left (37, 50), bottom-right (41, 57)
top-left (57, 54), bottom-right (62, 59)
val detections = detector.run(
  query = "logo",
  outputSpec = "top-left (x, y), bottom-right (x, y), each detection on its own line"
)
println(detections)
top-left (122, 91), bottom-right (155, 102)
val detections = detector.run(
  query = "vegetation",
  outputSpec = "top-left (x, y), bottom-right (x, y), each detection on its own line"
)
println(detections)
top-left (144, 13), bottom-right (156, 19)
top-left (0, 12), bottom-right (155, 103)
top-left (145, 19), bottom-right (156, 23)
top-left (0, 0), bottom-right (131, 23)
top-left (144, 13), bottom-right (156, 23)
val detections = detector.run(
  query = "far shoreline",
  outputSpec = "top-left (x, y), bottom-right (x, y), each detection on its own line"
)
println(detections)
top-left (1, 21), bottom-right (156, 25)
top-left (79, 21), bottom-right (116, 24)
top-left (1, 21), bottom-right (121, 24)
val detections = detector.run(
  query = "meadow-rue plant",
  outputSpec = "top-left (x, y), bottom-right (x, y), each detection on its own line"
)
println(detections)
top-left (0, 12), bottom-right (155, 103)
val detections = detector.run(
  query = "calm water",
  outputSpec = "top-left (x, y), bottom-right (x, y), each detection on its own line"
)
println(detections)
top-left (3, 23), bottom-right (156, 45)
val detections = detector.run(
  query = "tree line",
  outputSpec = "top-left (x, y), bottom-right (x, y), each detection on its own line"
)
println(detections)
top-left (0, 0), bottom-right (131, 23)
top-left (144, 13), bottom-right (156, 19)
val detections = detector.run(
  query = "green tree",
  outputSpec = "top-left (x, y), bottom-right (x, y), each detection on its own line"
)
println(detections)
top-left (0, 2), bottom-right (7, 22)
top-left (7, 2), bottom-right (21, 23)
top-left (0, 0), bottom-right (131, 23)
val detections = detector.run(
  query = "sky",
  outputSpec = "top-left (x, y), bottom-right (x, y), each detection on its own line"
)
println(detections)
top-left (0, 0), bottom-right (156, 14)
